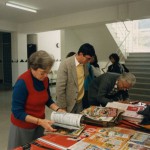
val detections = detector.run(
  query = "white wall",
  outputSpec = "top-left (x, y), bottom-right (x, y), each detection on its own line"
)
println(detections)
top-left (11, 32), bottom-right (28, 86)
top-left (37, 30), bottom-right (61, 71)
top-left (0, 20), bottom-right (17, 32)
top-left (61, 24), bottom-right (118, 71)
top-left (61, 29), bottom-right (83, 60)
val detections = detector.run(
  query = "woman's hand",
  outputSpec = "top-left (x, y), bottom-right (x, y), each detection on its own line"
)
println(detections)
top-left (38, 119), bottom-right (56, 132)
top-left (57, 108), bottom-right (66, 113)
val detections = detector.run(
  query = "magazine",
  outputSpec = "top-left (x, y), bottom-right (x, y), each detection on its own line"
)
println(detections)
top-left (39, 125), bottom-right (101, 150)
top-left (122, 131), bottom-right (150, 150)
top-left (46, 111), bottom-right (85, 137)
top-left (129, 132), bottom-right (150, 148)
top-left (83, 127), bottom-right (135, 150)
top-left (81, 106), bottom-right (124, 127)
top-left (68, 140), bottom-right (106, 150)
top-left (122, 142), bottom-right (150, 150)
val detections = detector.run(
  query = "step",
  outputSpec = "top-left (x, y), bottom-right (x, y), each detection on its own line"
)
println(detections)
top-left (136, 77), bottom-right (150, 83)
top-left (127, 58), bottom-right (150, 61)
top-left (126, 60), bottom-right (150, 64)
top-left (129, 93), bottom-right (150, 101)
top-left (129, 53), bottom-right (150, 57)
top-left (127, 68), bottom-right (150, 73)
top-left (131, 72), bottom-right (150, 78)
top-left (133, 82), bottom-right (150, 89)
top-left (129, 88), bottom-right (150, 95)
top-left (128, 55), bottom-right (150, 59)
top-left (126, 65), bottom-right (150, 69)
top-left (125, 62), bottom-right (150, 66)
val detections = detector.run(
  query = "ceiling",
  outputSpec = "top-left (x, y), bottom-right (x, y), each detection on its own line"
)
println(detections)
top-left (0, 0), bottom-right (140, 23)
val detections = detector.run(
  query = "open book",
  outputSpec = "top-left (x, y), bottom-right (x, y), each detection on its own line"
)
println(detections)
top-left (47, 111), bottom-right (85, 137)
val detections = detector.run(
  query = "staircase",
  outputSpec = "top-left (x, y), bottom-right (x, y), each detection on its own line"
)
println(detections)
top-left (125, 53), bottom-right (150, 101)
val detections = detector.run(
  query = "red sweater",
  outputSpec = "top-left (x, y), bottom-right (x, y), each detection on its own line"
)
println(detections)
top-left (11, 70), bottom-right (49, 129)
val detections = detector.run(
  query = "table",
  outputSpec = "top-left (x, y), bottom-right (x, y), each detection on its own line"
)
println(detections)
top-left (14, 101), bottom-right (150, 150)
top-left (14, 123), bottom-right (150, 150)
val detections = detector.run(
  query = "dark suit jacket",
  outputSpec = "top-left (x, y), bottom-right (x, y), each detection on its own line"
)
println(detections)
top-left (88, 72), bottom-right (129, 107)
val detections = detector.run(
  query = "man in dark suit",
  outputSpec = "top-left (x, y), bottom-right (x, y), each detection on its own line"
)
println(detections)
top-left (88, 72), bottom-right (136, 107)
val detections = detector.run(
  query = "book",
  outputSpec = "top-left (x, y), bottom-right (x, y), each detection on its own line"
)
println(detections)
top-left (68, 140), bottom-right (104, 150)
top-left (81, 106), bottom-right (124, 127)
top-left (122, 131), bottom-right (150, 150)
top-left (122, 142), bottom-right (150, 150)
top-left (106, 102), bottom-right (145, 123)
top-left (47, 111), bottom-right (85, 137)
top-left (38, 125), bottom-right (101, 150)
top-left (129, 132), bottom-right (150, 148)
top-left (82, 127), bottom-right (135, 150)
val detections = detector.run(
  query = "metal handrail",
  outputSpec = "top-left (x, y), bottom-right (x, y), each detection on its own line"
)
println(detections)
top-left (101, 22), bottom-right (130, 73)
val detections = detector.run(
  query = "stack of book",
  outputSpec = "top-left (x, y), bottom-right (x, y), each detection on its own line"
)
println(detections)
top-left (106, 102), bottom-right (145, 123)
top-left (81, 106), bottom-right (124, 127)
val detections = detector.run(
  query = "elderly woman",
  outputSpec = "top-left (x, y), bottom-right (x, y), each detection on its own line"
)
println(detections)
top-left (7, 50), bottom-right (64, 149)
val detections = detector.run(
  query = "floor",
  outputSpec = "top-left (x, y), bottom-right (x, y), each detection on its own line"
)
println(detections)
top-left (0, 84), bottom-right (56, 150)
top-left (0, 90), bottom-right (11, 150)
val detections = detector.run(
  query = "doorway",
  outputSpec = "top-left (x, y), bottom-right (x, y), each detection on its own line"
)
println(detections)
top-left (0, 32), bottom-right (12, 90)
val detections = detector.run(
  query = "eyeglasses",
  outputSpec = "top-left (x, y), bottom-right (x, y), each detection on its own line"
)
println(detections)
top-left (38, 69), bottom-right (51, 76)
top-left (121, 81), bottom-right (131, 90)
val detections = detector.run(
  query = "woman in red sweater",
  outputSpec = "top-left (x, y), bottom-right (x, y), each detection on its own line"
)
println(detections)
top-left (7, 50), bottom-right (64, 150)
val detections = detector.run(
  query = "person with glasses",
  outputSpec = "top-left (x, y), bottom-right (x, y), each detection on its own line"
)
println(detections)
top-left (56, 43), bottom-right (95, 113)
top-left (88, 72), bottom-right (136, 107)
top-left (8, 50), bottom-right (65, 150)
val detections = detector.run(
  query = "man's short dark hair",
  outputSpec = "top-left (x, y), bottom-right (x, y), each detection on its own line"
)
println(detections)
top-left (78, 43), bottom-right (95, 57)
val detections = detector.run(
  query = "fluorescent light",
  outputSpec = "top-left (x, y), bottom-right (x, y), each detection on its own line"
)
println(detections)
top-left (6, 2), bottom-right (37, 13)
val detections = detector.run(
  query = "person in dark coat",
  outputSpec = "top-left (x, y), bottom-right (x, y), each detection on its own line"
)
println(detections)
top-left (107, 53), bottom-right (129, 74)
top-left (88, 72), bottom-right (136, 107)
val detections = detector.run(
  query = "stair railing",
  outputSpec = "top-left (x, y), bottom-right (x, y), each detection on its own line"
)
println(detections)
top-left (101, 21), bottom-right (130, 73)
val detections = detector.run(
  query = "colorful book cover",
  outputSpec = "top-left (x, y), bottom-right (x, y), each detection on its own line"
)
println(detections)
top-left (83, 127), bottom-right (135, 150)
top-left (37, 125), bottom-right (101, 150)
top-left (122, 142), bottom-right (150, 150)
top-left (129, 132), bottom-right (150, 148)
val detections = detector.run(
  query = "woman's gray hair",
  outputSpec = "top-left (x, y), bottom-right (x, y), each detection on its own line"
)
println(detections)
top-left (28, 50), bottom-right (55, 70)
top-left (118, 72), bottom-right (136, 86)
